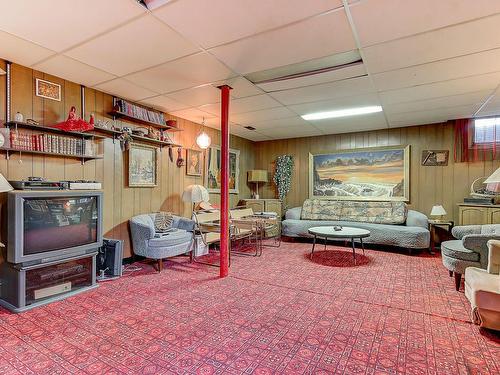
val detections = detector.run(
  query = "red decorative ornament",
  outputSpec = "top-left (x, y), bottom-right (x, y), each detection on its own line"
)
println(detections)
top-left (52, 106), bottom-right (94, 132)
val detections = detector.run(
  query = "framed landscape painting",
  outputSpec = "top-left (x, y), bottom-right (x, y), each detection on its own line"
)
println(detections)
top-left (128, 144), bottom-right (157, 187)
top-left (205, 146), bottom-right (240, 194)
top-left (309, 145), bottom-right (410, 201)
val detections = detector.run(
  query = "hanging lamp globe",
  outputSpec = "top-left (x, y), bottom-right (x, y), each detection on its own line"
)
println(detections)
top-left (196, 131), bottom-right (211, 149)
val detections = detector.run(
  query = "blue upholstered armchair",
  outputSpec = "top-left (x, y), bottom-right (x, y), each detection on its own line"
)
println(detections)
top-left (130, 214), bottom-right (195, 272)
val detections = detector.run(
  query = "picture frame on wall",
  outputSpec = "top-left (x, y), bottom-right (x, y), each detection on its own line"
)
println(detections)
top-left (35, 78), bottom-right (61, 101)
top-left (205, 146), bottom-right (240, 194)
top-left (128, 144), bottom-right (157, 187)
top-left (421, 150), bottom-right (449, 166)
top-left (309, 145), bottom-right (410, 201)
top-left (186, 148), bottom-right (203, 176)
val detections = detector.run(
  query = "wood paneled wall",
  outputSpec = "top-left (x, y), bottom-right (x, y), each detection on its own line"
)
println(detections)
top-left (254, 124), bottom-right (500, 223)
top-left (0, 61), bottom-right (255, 258)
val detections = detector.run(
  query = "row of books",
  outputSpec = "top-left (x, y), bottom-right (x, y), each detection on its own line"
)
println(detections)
top-left (9, 131), bottom-right (96, 156)
top-left (116, 99), bottom-right (165, 126)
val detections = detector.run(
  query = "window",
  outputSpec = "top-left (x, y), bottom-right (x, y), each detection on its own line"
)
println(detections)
top-left (474, 118), bottom-right (500, 144)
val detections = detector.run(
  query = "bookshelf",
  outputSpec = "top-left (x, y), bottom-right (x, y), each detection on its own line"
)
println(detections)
top-left (93, 127), bottom-right (181, 148)
top-left (5, 121), bottom-right (106, 139)
top-left (0, 148), bottom-right (103, 162)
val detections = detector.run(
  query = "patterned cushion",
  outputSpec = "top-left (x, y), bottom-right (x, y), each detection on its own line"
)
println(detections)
top-left (301, 199), bottom-right (407, 224)
top-left (154, 211), bottom-right (173, 232)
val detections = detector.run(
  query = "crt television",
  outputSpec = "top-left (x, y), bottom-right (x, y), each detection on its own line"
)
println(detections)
top-left (7, 190), bottom-right (103, 264)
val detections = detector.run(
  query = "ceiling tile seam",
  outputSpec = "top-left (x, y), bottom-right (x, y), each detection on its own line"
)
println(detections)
top-left (160, 4), bottom-right (347, 50)
top-left (387, 102), bottom-right (487, 118)
top-left (380, 89), bottom-right (495, 107)
top-left (91, 76), bottom-right (162, 96)
top-left (473, 84), bottom-right (500, 117)
top-left (0, 29), bottom-right (58, 62)
top-left (28, 12), bottom-right (148, 67)
top-left (357, 10), bottom-right (500, 49)
top-left (371, 45), bottom-right (500, 76)
top-left (342, 0), bottom-right (389, 129)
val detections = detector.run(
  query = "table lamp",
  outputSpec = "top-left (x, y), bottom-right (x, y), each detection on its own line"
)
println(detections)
top-left (248, 170), bottom-right (268, 199)
top-left (182, 184), bottom-right (209, 212)
top-left (430, 205), bottom-right (447, 222)
top-left (0, 173), bottom-right (13, 247)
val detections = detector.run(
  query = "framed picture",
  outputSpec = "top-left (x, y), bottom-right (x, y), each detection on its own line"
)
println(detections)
top-left (421, 150), bottom-right (449, 166)
top-left (35, 78), bottom-right (61, 101)
top-left (186, 148), bottom-right (203, 176)
top-left (128, 144), bottom-right (157, 187)
top-left (205, 146), bottom-right (240, 194)
top-left (309, 145), bottom-right (410, 201)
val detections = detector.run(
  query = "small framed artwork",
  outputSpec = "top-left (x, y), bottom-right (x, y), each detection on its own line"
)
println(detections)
top-left (421, 150), bottom-right (449, 166)
top-left (205, 146), bottom-right (240, 194)
top-left (186, 148), bottom-right (203, 176)
top-left (128, 144), bottom-right (157, 187)
top-left (35, 78), bottom-right (61, 101)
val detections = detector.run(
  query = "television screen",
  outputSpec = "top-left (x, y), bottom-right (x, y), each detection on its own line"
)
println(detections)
top-left (23, 196), bottom-right (98, 255)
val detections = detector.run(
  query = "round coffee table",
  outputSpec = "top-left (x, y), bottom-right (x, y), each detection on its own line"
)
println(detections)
top-left (308, 226), bottom-right (371, 265)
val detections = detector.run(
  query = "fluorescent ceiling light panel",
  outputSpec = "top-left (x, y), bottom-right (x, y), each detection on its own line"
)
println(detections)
top-left (302, 106), bottom-right (383, 120)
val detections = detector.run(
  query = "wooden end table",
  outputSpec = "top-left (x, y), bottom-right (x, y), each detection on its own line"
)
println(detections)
top-left (428, 220), bottom-right (454, 254)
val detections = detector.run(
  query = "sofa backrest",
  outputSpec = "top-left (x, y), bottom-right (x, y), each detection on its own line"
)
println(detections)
top-left (301, 199), bottom-right (407, 224)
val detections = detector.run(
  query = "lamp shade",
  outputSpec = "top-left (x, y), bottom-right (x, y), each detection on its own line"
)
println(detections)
top-left (248, 170), bottom-right (268, 183)
top-left (430, 205), bottom-right (447, 216)
top-left (196, 131), bottom-right (211, 149)
top-left (182, 184), bottom-right (209, 203)
top-left (0, 173), bottom-right (13, 193)
top-left (484, 167), bottom-right (500, 184)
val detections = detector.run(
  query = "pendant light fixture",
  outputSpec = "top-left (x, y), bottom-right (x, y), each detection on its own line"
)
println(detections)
top-left (196, 117), bottom-right (211, 149)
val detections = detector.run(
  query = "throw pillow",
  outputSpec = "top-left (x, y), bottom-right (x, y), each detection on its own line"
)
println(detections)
top-left (154, 211), bottom-right (173, 232)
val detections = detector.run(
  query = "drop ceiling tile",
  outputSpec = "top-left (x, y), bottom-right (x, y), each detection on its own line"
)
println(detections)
top-left (386, 104), bottom-right (478, 128)
top-left (139, 95), bottom-right (189, 112)
top-left (167, 85), bottom-right (221, 107)
top-left (258, 124), bottom-right (323, 139)
top-left (32, 55), bottom-right (115, 87)
top-left (287, 93), bottom-right (381, 116)
top-left (257, 63), bottom-right (367, 92)
top-left (125, 52), bottom-right (236, 94)
top-left (363, 13), bottom-right (500, 74)
top-left (65, 15), bottom-right (199, 76)
top-left (0, 0), bottom-right (145, 52)
top-left (93, 78), bottom-right (158, 101)
top-left (230, 106), bottom-right (297, 125)
top-left (379, 72), bottom-right (500, 105)
top-left (372, 48), bottom-right (500, 92)
top-left (383, 91), bottom-right (491, 115)
top-left (230, 125), bottom-right (271, 141)
top-left (153, 0), bottom-right (342, 48)
top-left (269, 76), bottom-right (375, 106)
top-left (350, 0), bottom-right (500, 47)
top-left (475, 95), bottom-right (500, 116)
top-left (250, 116), bottom-right (309, 130)
top-left (169, 108), bottom-right (216, 124)
top-left (198, 94), bottom-right (282, 117)
top-left (311, 112), bottom-right (388, 134)
top-left (217, 77), bottom-right (264, 98)
top-left (209, 9), bottom-right (356, 74)
top-left (0, 30), bottom-right (55, 66)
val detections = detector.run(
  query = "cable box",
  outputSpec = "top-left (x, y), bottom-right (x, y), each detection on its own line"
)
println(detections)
top-left (9, 180), bottom-right (68, 190)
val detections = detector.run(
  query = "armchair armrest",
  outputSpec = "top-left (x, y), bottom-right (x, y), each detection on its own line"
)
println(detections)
top-left (487, 239), bottom-right (500, 274)
top-left (406, 210), bottom-right (428, 228)
top-left (285, 207), bottom-right (302, 220)
top-left (452, 225), bottom-right (481, 239)
top-left (173, 216), bottom-right (195, 232)
top-left (464, 234), bottom-right (500, 269)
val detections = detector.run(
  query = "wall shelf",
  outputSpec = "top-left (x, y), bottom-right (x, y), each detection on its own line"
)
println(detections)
top-left (5, 121), bottom-right (106, 139)
top-left (93, 127), bottom-right (181, 148)
top-left (0, 148), bottom-right (103, 164)
top-left (109, 110), bottom-right (181, 131)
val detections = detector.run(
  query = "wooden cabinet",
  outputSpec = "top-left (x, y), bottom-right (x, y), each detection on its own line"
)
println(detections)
top-left (458, 204), bottom-right (500, 225)
top-left (241, 199), bottom-right (282, 216)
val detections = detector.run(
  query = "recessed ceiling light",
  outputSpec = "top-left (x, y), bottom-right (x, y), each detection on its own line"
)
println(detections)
top-left (301, 106), bottom-right (383, 121)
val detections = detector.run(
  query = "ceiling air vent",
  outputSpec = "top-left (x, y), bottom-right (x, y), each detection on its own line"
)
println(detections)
top-left (244, 126), bottom-right (256, 131)
top-left (245, 50), bottom-right (363, 85)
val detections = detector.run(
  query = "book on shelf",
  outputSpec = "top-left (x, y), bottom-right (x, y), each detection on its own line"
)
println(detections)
top-left (7, 129), bottom-right (96, 157)
top-left (115, 99), bottom-right (165, 126)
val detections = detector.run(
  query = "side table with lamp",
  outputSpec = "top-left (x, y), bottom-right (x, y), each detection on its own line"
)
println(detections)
top-left (428, 205), bottom-right (454, 254)
top-left (247, 170), bottom-right (268, 200)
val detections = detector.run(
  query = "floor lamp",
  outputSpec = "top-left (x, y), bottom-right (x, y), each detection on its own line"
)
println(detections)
top-left (0, 173), bottom-right (13, 248)
top-left (248, 170), bottom-right (268, 199)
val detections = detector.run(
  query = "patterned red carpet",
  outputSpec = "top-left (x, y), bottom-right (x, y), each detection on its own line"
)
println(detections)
top-left (1, 241), bottom-right (499, 375)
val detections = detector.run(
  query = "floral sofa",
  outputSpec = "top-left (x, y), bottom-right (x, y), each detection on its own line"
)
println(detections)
top-left (282, 199), bottom-right (430, 252)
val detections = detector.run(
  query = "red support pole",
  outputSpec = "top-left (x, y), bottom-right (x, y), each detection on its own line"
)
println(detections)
top-left (218, 84), bottom-right (232, 278)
